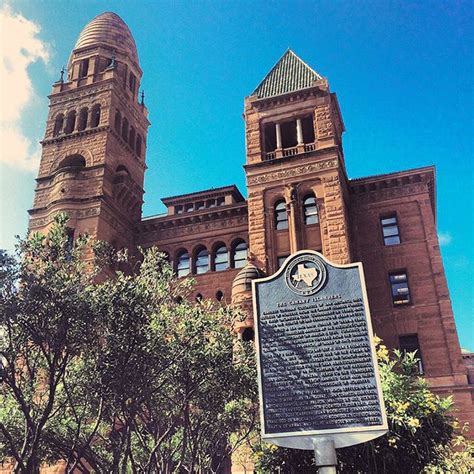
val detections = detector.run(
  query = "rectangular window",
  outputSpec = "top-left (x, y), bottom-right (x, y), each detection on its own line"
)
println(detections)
top-left (195, 201), bottom-right (205, 210)
top-left (184, 203), bottom-right (194, 213)
top-left (381, 214), bottom-right (401, 245)
top-left (175, 205), bottom-right (183, 214)
top-left (389, 271), bottom-right (411, 305)
top-left (216, 197), bottom-right (225, 206)
top-left (399, 334), bottom-right (424, 374)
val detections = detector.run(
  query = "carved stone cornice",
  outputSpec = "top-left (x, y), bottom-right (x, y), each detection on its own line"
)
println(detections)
top-left (349, 166), bottom-right (435, 210)
top-left (41, 126), bottom-right (108, 146)
top-left (29, 204), bottom-right (101, 228)
top-left (246, 158), bottom-right (339, 186)
top-left (351, 183), bottom-right (428, 205)
top-left (137, 204), bottom-right (248, 236)
top-left (250, 83), bottom-right (328, 111)
top-left (137, 213), bottom-right (248, 243)
top-left (49, 82), bottom-right (113, 104)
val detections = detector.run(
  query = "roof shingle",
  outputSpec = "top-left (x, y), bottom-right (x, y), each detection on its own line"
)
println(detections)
top-left (252, 49), bottom-right (322, 99)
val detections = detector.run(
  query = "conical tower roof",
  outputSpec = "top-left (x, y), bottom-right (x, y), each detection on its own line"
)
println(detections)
top-left (252, 49), bottom-right (322, 99)
top-left (73, 12), bottom-right (138, 64)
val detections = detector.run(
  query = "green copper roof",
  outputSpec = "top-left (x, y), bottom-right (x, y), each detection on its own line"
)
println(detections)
top-left (252, 49), bottom-right (323, 99)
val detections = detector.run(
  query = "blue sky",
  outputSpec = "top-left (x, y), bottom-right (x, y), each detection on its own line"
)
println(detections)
top-left (0, 0), bottom-right (472, 349)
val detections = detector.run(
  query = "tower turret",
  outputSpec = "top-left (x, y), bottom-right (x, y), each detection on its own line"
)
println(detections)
top-left (244, 50), bottom-right (351, 273)
top-left (29, 12), bottom-right (149, 252)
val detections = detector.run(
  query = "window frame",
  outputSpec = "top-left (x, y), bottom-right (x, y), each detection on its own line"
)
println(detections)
top-left (176, 250), bottom-right (190, 277)
top-left (214, 244), bottom-right (229, 272)
top-left (274, 199), bottom-right (288, 231)
top-left (302, 194), bottom-right (319, 225)
top-left (381, 213), bottom-right (401, 246)
top-left (194, 247), bottom-right (209, 274)
top-left (389, 270), bottom-right (411, 306)
top-left (232, 240), bottom-right (248, 269)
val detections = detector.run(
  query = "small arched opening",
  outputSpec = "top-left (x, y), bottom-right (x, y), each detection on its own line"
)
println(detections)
top-left (90, 104), bottom-right (101, 128)
top-left (77, 108), bottom-right (88, 131)
top-left (122, 117), bottom-right (129, 141)
top-left (114, 110), bottom-right (122, 133)
top-left (64, 110), bottom-right (76, 134)
top-left (241, 327), bottom-right (255, 342)
top-left (53, 114), bottom-right (64, 137)
top-left (129, 127), bottom-right (136, 150)
top-left (57, 154), bottom-right (86, 171)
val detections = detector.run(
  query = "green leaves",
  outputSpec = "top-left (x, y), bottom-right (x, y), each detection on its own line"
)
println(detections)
top-left (254, 342), bottom-right (465, 474)
top-left (0, 217), bottom-right (257, 473)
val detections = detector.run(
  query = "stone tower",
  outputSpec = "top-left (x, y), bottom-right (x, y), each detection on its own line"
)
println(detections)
top-left (244, 50), bottom-right (351, 274)
top-left (29, 12), bottom-right (149, 252)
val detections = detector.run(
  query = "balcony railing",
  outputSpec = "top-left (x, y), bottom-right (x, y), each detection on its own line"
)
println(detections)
top-left (264, 142), bottom-right (316, 161)
top-left (282, 146), bottom-right (298, 157)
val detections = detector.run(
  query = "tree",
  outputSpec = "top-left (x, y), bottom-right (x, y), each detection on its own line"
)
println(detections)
top-left (253, 339), bottom-right (467, 474)
top-left (0, 214), bottom-right (257, 473)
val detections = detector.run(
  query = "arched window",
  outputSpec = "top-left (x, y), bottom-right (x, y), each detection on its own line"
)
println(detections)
top-left (90, 105), bottom-right (101, 128)
top-left (136, 134), bottom-right (142, 157)
top-left (57, 154), bottom-right (86, 171)
top-left (233, 241), bottom-right (247, 269)
top-left (77, 108), bottom-right (88, 131)
top-left (274, 200), bottom-right (288, 230)
top-left (53, 114), bottom-right (64, 137)
top-left (216, 290), bottom-right (224, 301)
top-left (176, 251), bottom-right (190, 277)
top-left (303, 194), bottom-right (319, 225)
top-left (114, 110), bottom-right (122, 133)
top-left (129, 127), bottom-right (136, 150)
top-left (195, 293), bottom-right (203, 302)
top-left (214, 245), bottom-right (228, 271)
top-left (195, 247), bottom-right (209, 274)
top-left (122, 117), bottom-right (129, 141)
top-left (64, 110), bottom-right (76, 134)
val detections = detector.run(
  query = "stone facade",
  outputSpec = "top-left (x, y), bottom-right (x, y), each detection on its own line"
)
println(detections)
top-left (28, 12), bottom-right (473, 463)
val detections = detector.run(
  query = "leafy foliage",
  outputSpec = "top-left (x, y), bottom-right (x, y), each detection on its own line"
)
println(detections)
top-left (254, 338), bottom-right (464, 474)
top-left (0, 214), bottom-right (257, 473)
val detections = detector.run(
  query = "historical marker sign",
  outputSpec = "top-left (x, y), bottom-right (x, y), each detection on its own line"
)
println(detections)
top-left (252, 251), bottom-right (388, 450)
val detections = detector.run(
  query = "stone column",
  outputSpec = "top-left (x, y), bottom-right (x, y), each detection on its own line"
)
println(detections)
top-left (296, 118), bottom-right (303, 145)
top-left (276, 123), bottom-right (282, 149)
top-left (284, 184), bottom-right (299, 254)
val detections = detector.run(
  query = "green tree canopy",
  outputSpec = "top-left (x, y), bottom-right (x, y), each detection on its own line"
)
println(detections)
top-left (0, 214), bottom-right (257, 473)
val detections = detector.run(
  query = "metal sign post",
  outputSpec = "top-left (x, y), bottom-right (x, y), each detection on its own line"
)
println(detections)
top-left (252, 251), bottom-right (388, 471)
top-left (313, 438), bottom-right (337, 473)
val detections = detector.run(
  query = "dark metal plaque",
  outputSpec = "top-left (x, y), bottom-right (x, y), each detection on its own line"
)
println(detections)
top-left (253, 251), bottom-right (386, 440)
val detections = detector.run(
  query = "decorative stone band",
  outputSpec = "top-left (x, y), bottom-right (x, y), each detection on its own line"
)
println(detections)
top-left (247, 158), bottom-right (339, 186)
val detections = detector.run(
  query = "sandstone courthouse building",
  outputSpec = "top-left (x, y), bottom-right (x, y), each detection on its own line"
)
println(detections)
top-left (29, 12), bottom-right (473, 428)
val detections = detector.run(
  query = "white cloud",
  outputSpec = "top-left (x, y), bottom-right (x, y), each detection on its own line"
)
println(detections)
top-left (0, 4), bottom-right (49, 172)
top-left (438, 231), bottom-right (452, 246)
